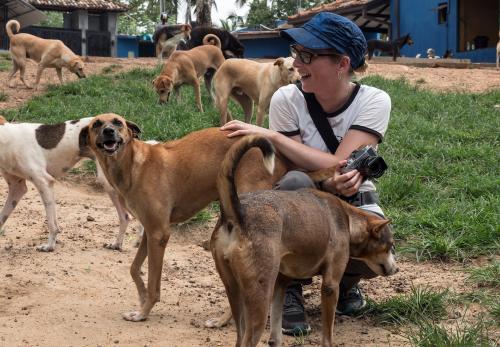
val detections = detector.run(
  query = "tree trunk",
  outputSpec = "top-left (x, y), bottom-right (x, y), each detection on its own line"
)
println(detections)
top-left (196, 0), bottom-right (212, 26)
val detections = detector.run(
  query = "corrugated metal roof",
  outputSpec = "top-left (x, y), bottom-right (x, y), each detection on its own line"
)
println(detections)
top-left (27, 0), bottom-right (128, 12)
top-left (289, 0), bottom-right (372, 21)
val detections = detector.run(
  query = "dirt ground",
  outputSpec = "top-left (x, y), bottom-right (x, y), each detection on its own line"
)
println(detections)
top-left (0, 57), bottom-right (499, 347)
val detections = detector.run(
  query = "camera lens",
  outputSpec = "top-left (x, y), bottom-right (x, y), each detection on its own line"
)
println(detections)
top-left (366, 157), bottom-right (388, 178)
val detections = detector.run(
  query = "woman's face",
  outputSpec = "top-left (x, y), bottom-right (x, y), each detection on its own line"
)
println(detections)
top-left (291, 45), bottom-right (345, 94)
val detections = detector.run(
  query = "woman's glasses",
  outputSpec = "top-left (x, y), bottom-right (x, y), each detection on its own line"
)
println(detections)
top-left (290, 44), bottom-right (340, 64)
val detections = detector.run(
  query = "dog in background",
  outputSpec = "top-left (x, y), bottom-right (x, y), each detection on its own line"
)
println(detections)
top-left (213, 57), bottom-right (300, 126)
top-left (210, 135), bottom-right (398, 346)
top-left (443, 49), bottom-right (453, 59)
top-left (0, 117), bottom-right (142, 252)
top-left (367, 34), bottom-right (414, 61)
top-left (181, 26), bottom-right (245, 59)
top-left (81, 113), bottom-right (291, 322)
top-left (6, 20), bottom-right (86, 89)
top-left (156, 24), bottom-right (191, 63)
top-left (426, 48), bottom-right (440, 59)
top-left (152, 34), bottom-right (225, 112)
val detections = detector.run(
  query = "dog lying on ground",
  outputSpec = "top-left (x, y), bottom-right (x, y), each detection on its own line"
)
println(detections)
top-left (156, 24), bottom-right (191, 63)
top-left (367, 34), bottom-right (414, 61)
top-left (213, 57), bottom-right (300, 126)
top-left (0, 117), bottom-right (140, 251)
top-left (81, 113), bottom-right (291, 322)
top-left (6, 20), bottom-right (86, 90)
top-left (152, 34), bottom-right (225, 112)
top-left (181, 26), bottom-right (245, 59)
top-left (211, 136), bottom-right (398, 347)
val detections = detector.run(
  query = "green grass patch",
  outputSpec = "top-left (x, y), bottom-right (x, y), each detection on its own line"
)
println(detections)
top-left (1, 70), bottom-right (498, 261)
top-left (0, 92), bottom-right (8, 102)
top-left (101, 64), bottom-right (123, 74)
top-left (405, 318), bottom-right (494, 347)
top-left (0, 60), bottom-right (11, 71)
top-left (362, 285), bottom-right (448, 325)
top-left (465, 261), bottom-right (500, 288)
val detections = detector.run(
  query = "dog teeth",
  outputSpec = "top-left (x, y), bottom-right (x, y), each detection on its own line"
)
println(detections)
top-left (104, 142), bottom-right (117, 151)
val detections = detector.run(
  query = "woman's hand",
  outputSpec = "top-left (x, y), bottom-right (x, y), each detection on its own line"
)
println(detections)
top-left (220, 120), bottom-right (275, 138)
top-left (321, 160), bottom-right (363, 197)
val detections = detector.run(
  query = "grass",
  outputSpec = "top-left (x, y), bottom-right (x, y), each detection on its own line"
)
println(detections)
top-left (1, 69), bottom-right (499, 261)
top-left (101, 63), bottom-right (123, 74)
top-left (0, 92), bottom-right (8, 102)
top-left (361, 285), bottom-right (448, 325)
top-left (405, 318), bottom-right (494, 347)
top-left (465, 261), bottom-right (500, 288)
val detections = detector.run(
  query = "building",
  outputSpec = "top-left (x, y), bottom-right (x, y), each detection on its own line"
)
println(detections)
top-left (0, 0), bottom-right (128, 57)
top-left (288, 0), bottom-right (498, 63)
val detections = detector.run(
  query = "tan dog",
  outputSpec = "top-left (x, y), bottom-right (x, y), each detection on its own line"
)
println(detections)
top-left (0, 116), bottom-right (6, 125)
top-left (152, 34), bottom-right (225, 112)
top-left (211, 136), bottom-right (398, 347)
top-left (81, 113), bottom-right (290, 322)
top-left (157, 24), bottom-right (191, 63)
top-left (6, 20), bottom-right (86, 89)
top-left (213, 57), bottom-right (300, 126)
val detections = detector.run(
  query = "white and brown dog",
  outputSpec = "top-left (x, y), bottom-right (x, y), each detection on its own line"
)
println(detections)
top-left (0, 117), bottom-right (140, 251)
top-left (213, 57), bottom-right (300, 126)
top-left (6, 19), bottom-right (86, 90)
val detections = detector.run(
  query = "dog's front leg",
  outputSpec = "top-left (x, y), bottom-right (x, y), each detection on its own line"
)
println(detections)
top-left (0, 175), bottom-right (28, 231)
top-left (31, 175), bottom-right (60, 251)
top-left (103, 190), bottom-right (130, 250)
top-left (123, 227), bottom-right (170, 322)
top-left (56, 67), bottom-right (63, 84)
top-left (320, 271), bottom-right (342, 347)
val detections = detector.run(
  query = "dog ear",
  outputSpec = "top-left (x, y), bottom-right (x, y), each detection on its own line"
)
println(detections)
top-left (152, 77), bottom-right (158, 86)
top-left (126, 121), bottom-right (142, 139)
top-left (367, 219), bottom-right (391, 239)
top-left (274, 57), bottom-right (285, 67)
top-left (79, 126), bottom-right (90, 150)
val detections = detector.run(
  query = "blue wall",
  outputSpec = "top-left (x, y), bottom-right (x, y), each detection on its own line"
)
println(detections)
top-left (117, 35), bottom-right (139, 58)
top-left (239, 37), bottom-right (290, 58)
top-left (391, 0), bottom-right (497, 62)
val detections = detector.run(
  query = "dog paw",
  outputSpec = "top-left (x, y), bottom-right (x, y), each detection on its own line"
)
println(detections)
top-left (36, 243), bottom-right (54, 252)
top-left (103, 242), bottom-right (122, 251)
top-left (204, 317), bottom-right (227, 328)
top-left (122, 311), bottom-right (147, 322)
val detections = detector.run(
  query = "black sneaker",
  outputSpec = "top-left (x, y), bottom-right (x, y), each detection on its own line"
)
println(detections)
top-left (336, 284), bottom-right (366, 316)
top-left (282, 284), bottom-right (311, 336)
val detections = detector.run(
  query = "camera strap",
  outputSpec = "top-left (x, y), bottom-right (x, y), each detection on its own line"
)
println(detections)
top-left (296, 82), bottom-right (340, 154)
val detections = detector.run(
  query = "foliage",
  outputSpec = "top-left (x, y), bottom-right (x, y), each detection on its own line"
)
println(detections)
top-left (118, 0), bottom-right (178, 35)
top-left (39, 11), bottom-right (64, 28)
top-left (246, 0), bottom-right (275, 27)
top-left (246, 0), bottom-right (322, 27)
top-left (465, 261), bottom-right (500, 288)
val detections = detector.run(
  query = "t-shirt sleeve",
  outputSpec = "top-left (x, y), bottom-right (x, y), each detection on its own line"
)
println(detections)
top-left (350, 90), bottom-right (391, 142)
top-left (269, 87), bottom-right (300, 137)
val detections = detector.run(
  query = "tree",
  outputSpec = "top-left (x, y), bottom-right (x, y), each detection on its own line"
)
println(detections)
top-left (246, 0), bottom-right (274, 27)
top-left (118, 0), bottom-right (178, 35)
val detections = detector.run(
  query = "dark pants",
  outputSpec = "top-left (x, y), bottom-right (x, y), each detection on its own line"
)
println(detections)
top-left (274, 171), bottom-right (379, 291)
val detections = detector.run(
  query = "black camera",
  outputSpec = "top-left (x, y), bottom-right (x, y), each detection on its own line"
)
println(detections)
top-left (341, 146), bottom-right (388, 179)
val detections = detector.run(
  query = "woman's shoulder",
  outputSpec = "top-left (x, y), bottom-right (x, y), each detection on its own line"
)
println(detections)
top-left (357, 84), bottom-right (391, 104)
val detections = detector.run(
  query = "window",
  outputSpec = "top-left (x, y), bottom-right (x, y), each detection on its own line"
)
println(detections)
top-left (438, 3), bottom-right (448, 24)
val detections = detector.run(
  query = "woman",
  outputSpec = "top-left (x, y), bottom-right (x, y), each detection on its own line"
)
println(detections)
top-left (221, 12), bottom-right (391, 335)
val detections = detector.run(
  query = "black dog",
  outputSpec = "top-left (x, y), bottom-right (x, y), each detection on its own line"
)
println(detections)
top-left (367, 34), bottom-right (414, 61)
top-left (181, 26), bottom-right (245, 59)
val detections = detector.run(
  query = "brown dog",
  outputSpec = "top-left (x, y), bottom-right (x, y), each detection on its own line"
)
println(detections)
top-left (213, 57), bottom-right (300, 126)
top-left (211, 136), bottom-right (398, 347)
top-left (157, 24), bottom-right (191, 63)
top-left (0, 116), bottom-right (6, 125)
top-left (6, 20), bottom-right (86, 89)
top-left (81, 113), bottom-right (290, 322)
top-left (152, 34), bottom-right (225, 112)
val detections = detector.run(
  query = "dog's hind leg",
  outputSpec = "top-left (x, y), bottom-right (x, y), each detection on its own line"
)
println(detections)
top-left (231, 92), bottom-right (253, 124)
top-left (0, 174), bottom-right (28, 231)
top-left (269, 274), bottom-right (290, 347)
top-left (33, 64), bottom-right (46, 90)
top-left (204, 68), bottom-right (216, 97)
top-left (192, 79), bottom-right (204, 113)
top-left (31, 174), bottom-right (60, 252)
top-left (7, 60), bottom-right (20, 88)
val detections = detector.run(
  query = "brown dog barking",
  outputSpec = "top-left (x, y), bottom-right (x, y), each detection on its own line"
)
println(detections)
top-left (211, 135), bottom-right (398, 347)
top-left (81, 113), bottom-right (289, 322)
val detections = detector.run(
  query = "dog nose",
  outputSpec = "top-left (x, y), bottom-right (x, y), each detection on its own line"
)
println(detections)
top-left (103, 127), bottom-right (115, 136)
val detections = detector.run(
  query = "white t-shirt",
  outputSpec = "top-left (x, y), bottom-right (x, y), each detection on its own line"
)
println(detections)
top-left (269, 82), bottom-right (391, 194)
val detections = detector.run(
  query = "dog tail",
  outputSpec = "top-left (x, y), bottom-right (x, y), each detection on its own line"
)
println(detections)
top-left (203, 34), bottom-right (221, 48)
top-left (0, 115), bottom-right (7, 125)
top-left (218, 135), bottom-right (275, 226)
top-left (6, 20), bottom-right (20, 38)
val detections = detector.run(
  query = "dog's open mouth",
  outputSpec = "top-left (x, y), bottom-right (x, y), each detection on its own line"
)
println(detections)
top-left (97, 139), bottom-right (123, 155)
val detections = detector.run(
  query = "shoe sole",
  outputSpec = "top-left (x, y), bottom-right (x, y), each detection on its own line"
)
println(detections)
top-left (336, 299), bottom-right (367, 316)
top-left (282, 325), bottom-right (311, 337)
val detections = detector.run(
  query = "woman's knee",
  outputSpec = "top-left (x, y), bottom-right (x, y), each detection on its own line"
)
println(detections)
top-left (274, 171), bottom-right (315, 191)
